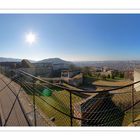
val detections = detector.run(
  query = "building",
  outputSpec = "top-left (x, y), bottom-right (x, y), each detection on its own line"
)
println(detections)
top-left (19, 61), bottom-right (53, 77)
top-left (0, 60), bottom-right (53, 78)
top-left (102, 66), bottom-right (109, 72)
top-left (61, 70), bottom-right (83, 86)
top-left (134, 69), bottom-right (140, 91)
top-left (61, 70), bottom-right (80, 78)
top-left (124, 70), bottom-right (134, 80)
top-left (100, 70), bottom-right (113, 77)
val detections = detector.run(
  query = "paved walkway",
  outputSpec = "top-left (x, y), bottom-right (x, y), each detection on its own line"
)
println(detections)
top-left (0, 74), bottom-right (55, 126)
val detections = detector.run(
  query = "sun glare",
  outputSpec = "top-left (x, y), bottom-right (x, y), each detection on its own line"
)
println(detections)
top-left (25, 32), bottom-right (36, 45)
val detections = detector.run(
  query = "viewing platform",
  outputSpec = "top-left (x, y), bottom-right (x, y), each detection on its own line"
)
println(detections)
top-left (0, 74), bottom-right (54, 126)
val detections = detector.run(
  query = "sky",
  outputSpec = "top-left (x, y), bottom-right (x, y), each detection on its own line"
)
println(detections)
top-left (1, 14), bottom-right (140, 61)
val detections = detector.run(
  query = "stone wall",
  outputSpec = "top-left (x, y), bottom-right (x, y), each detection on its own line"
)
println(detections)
top-left (19, 67), bottom-right (53, 77)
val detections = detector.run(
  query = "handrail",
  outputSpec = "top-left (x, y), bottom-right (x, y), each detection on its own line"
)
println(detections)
top-left (2, 67), bottom-right (140, 126)
top-left (19, 70), bottom-right (140, 94)
top-left (2, 69), bottom-right (140, 126)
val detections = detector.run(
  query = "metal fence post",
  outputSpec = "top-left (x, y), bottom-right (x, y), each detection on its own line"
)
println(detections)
top-left (70, 91), bottom-right (73, 126)
top-left (0, 64), bottom-right (1, 74)
top-left (4, 65), bottom-right (5, 75)
top-left (132, 85), bottom-right (134, 123)
top-left (33, 78), bottom-right (37, 126)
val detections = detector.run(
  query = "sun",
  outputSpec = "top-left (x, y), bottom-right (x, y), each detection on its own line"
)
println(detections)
top-left (25, 32), bottom-right (36, 45)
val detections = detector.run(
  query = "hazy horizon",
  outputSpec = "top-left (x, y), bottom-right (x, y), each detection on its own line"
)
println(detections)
top-left (2, 56), bottom-right (140, 62)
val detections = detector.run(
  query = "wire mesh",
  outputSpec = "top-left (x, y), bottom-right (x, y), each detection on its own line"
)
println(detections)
top-left (2, 66), bottom-right (140, 126)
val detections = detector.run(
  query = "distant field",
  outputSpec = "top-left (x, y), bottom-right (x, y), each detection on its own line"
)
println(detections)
top-left (93, 79), bottom-right (132, 87)
top-left (92, 80), bottom-right (132, 92)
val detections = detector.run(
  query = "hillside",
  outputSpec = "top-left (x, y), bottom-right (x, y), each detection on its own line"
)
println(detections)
top-left (37, 58), bottom-right (72, 65)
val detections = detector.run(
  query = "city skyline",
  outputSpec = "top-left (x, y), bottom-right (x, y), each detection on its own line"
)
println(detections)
top-left (1, 14), bottom-right (140, 61)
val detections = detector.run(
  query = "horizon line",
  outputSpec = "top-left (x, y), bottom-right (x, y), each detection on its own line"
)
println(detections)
top-left (1, 56), bottom-right (140, 62)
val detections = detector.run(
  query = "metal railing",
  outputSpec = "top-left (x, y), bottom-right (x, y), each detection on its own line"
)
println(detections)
top-left (1, 66), bottom-right (140, 126)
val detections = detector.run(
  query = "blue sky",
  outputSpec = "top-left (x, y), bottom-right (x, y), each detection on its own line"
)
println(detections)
top-left (0, 14), bottom-right (140, 61)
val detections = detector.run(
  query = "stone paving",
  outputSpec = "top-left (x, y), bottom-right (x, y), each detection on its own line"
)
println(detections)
top-left (0, 74), bottom-right (55, 126)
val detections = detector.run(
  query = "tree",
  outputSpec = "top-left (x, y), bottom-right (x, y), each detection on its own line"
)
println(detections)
top-left (82, 66), bottom-right (91, 76)
top-left (111, 74), bottom-right (115, 79)
top-left (101, 75), bottom-right (106, 80)
top-left (96, 73), bottom-right (101, 79)
top-left (120, 72), bottom-right (124, 78)
top-left (107, 74), bottom-right (110, 79)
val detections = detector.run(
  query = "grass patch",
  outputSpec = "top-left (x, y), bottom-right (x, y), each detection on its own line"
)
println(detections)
top-left (29, 90), bottom-right (82, 126)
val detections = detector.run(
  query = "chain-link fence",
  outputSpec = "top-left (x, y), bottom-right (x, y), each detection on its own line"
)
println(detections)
top-left (1, 65), bottom-right (140, 126)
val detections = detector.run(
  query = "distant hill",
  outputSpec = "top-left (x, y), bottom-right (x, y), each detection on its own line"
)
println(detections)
top-left (37, 58), bottom-right (72, 65)
top-left (21, 59), bottom-right (35, 68)
top-left (0, 57), bottom-right (21, 62)
top-left (0, 57), bottom-right (35, 63)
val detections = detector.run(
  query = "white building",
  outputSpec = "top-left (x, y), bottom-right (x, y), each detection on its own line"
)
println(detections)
top-left (134, 69), bottom-right (140, 91)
